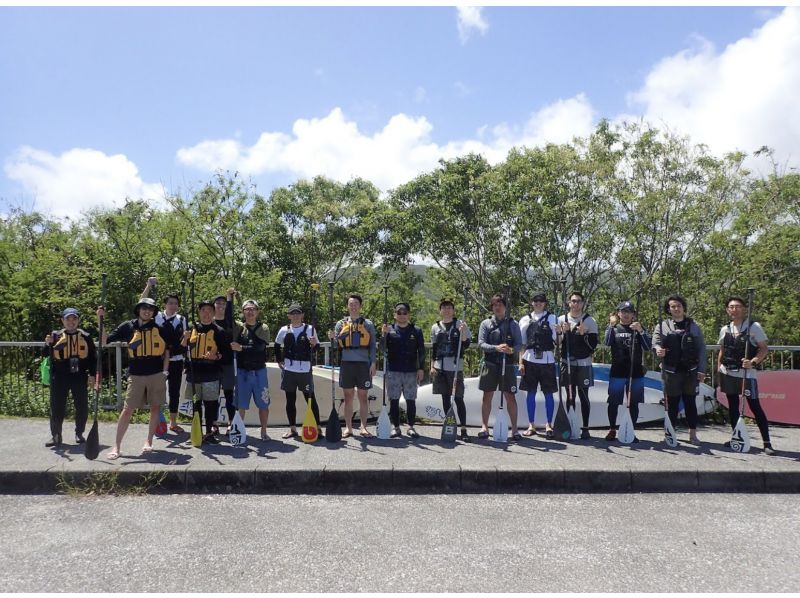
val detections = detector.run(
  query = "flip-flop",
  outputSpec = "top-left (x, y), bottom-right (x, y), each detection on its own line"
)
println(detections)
top-left (522, 429), bottom-right (536, 437)
top-left (342, 431), bottom-right (353, 439)
top-left (359, 430), bottom-right (373, 438)
top-left (169, 425), bottom-right (185, 433)
top-left (282, 430), bottom-right (298, 439)
top-left (106, 451), bottom-right (120, 460)
top-left (141, 445), bottom-right (153, 454)
top-left (477, 430), bottom-right (489, 440)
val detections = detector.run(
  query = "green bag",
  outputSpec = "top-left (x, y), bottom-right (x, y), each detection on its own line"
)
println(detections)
top-left (40, 357), bottom-right (51, 386)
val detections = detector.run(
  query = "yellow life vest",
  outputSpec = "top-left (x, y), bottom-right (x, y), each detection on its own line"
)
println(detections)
top-left (188, 328), bottom-right (220, 361)
top-left (127, 326), bottom-right (166, 359)
top-left (52, 330), bottom-right (90, 361)
top-left (337, 318), bottom-right (371, 350)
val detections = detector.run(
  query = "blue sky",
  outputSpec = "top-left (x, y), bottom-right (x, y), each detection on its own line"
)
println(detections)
top-left (1, 6), bottom-right (797, 216)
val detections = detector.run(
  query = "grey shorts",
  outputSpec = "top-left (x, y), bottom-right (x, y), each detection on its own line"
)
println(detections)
top-left (221, 363), bottom-right (235, 390)
top-left (184, 380), bottom-right (220, 402)
top-left (281, 369), bottom-right (314, 394)
top-left (559, 364), bottom-right (594, 389)
top-left (431, 369), bottom-right (465, 397)
top-left (339, 361), bottom-right (372, 390)
top-left (662, 370), bottom-right (698, 397)
top-left (478, 360), bottom-right (518, 393)
top-left (519, 361), bottom-right (557, 393)
top-left (386, 370), bottom-right (418, 401)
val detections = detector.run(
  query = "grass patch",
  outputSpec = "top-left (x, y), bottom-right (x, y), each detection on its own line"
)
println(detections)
top-left (56, 470), bottom-right (168, 496)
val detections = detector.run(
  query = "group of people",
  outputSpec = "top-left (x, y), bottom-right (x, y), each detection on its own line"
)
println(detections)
top-left (42, 281), bottom-right (776, 458)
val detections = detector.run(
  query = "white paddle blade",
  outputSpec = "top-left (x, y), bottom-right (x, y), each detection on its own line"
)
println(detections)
top-left (376, 406), bottom-right (391, 440)
top-left (730, 417), bottom-right (751, 453)
top-left (618, 407), bottom-right (635, 444)
top-left (441, 405), bottom-right (458, 443)
top-left (178, 400), bottom-right (193, 418)
top-left (228, 412), bottom-right (247, 446)
top-left (568, 405), bottom-right (581, 440)
top-left (664, 413), bottom-right (678, 448)
top-left (493, 407), bottom-right (509, 443)
top-left (215, 397), bottom-right (229, 426)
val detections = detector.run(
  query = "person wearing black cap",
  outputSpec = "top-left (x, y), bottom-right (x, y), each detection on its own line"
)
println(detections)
top-left (430, 297), bottom-right (472, 442)
top-left (652, 294), bottom-right (706, 444)
top-left (604, 300), bottom-right (652, 442)
top-left (98, 296), bottom-right (177, 459)
top-left (181, 299), bottom-right (231, 444)
top-left (43, 308), bottom-right (97, 447)
top-left (518, 292), bottom-right (559, 438)
top-left (382, 302), bottom-right (426, 438)
top-left (274, 303), bottom-right (321, 440)
top-left (477, 293), bottom-right (523, 440)
top-left (214, 289), bottom-right (236, 427)
top-left (231, 299), bottom-right (271, 441)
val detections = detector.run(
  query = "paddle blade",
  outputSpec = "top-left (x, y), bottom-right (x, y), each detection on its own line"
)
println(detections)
top-left (178, 400), bottom-right (193, 418)
top-left (84, 419), bottom-right (100, 461)
top-left (155, 409), bottom-right (168, 437)
top-left (441, 404), bottom-right (458, 443)
top-left (553, 398), bottom-right (571, 441)
top-left (191, 411), bottom-right (202, 447)
top-left (301, 399), bottom-right (319, 443)
top-left (664, 412), bottom-right (678, 448)
top-left (730, 416), bottom-right (751, 453)
top-left (215, 397), bottom-right (229, 426)
top-left (376, 405), bottom-right (391, 440)
top-left (326, 406), bottom-right (342, 442)
top-left (568, 404), bottom-right (581, 440)
top-left (493, 406), bottom-right (509, 443)
top-left (229, 412), bottom-right (247, 446)
top-left (618, 407), bottom-right (635, 444)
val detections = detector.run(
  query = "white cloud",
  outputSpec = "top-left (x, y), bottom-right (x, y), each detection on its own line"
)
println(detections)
top-left (457, 7), bottom-right (488, 44)
top-left (4, 146), bottom-right (163, 218)
top-left (626, 6), bottom-right (800, 167)
top-left (176, 96), bottom-right (596, 191)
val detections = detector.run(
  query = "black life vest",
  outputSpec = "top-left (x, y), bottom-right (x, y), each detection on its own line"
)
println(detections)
top-left (485, 317), bottom-right (515, 364)
top-left (51, 329), bottom-right (90, 361)
top-left (161, 314), bottom-right (186, 356)
top-left (721, 322), bottom-right (757, 371)
top-left (662, 319), bottom-right (700, 371)
top-left (236, 322), bottom-right (269, 370)
top-left (433, 320), bottom-right (461, 360)
top-left (562, 314), bottom-right (593, 360)
top-left (337, 317), bottom-right (371, 350)
top-left (386, 324), bottom-right (421, 370)
top-left (525, 311), bottom-right (555, 351)
top-left (610, 324), bottom-right (644, 370)
top-left (282, 324), bottom-right (312, 364)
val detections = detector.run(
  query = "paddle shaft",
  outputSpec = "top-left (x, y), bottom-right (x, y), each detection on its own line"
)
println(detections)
top-left (94, 274), bottom-right (108, 418)
top-left (451, 286), bottom-right (469, 398)
top-left (328, 281), bottom-right (336, 408)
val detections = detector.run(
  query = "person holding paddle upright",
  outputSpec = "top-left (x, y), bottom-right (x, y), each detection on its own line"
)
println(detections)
top-left (653, 294), bottom-right (706, 445)
top-left (430, 296), bottom-right (472, 442)
top-left (477, 292), bottom-right (523, 441)
top-left (331, 293), bottom-right (378, 438)
top-left (231, 299), bottom-right (272, 441)
top-left (383, 301), bottom-right (426, 438)
top-left (213, 289), bottom-right (237, 429)
top-left (44, 308), bottom-right (97, 448)
top-left (604, 301), bottom-right (651, 442)
top-left (716, 295), bottom-right (774, 455)
top-left (518, 292), bottom-right (559, 438)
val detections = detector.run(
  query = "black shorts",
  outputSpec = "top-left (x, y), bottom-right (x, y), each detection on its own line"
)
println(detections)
top-left (519, 360), bottom-right (558, 394)
top-left (338, 361), bottom-right (372, 390)
top-left (662, 370), bottom-right (697, 397)
top-left (559, 363), bottom-right (593, 389)
top-left (281, 369), bottom-right (314, 394)
top-left (719, 372), bottom-right (758, 398)
top-left (478, 360), bottom-right (518, 393)
top-left (431, 369), bottom-right (465, 397)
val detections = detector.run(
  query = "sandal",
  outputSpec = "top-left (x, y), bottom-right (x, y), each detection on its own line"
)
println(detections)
top-left (477, 430), bottom-right (489, 440)
top-left (359, 429), bottom-right (373, 438)
top-left (522, 428), bottom-right (537, 437)
top-left (106, 450), bottom-right (120, 460)
top-left (512, 433), bottom-right (523, 442)
top-left (169, 425), bottom-right (185, 433)
top-left (342, 430), bottom-right (353, 439)
top-left (141, 445), bottom-right (153, 454)
top-left (545, 428), bottom-right (554, 439)
top-left (407, 428), bottom-right (420, 439)
top-left (282, 430), bottom-right (298, 439)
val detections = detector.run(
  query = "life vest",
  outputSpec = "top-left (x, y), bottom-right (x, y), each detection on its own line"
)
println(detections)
top-left (721, 322), bottom-right (757, 372)
top-left (661, 319), bottom-right (700, 372)
top-left (236, 322), bottom-right (270, 370)
top-left (386, 324), bottom-right (421, 370)
top-left (562, 314), bottom-right (593, 360)
top-left (51, 330), bottom-right (90, 361)
top-left (188, 326), bottom-right (221, 363)
top-left (610, 324), bottom-right (644, 370)
top-left (337, 317), bottom-right (371, 350)
top-left (485, 317), bottom-right (515, 364)
top-left (433, 320), bottom-right (461, 360)
top-left (127, 322), bottom-right (167, 359)
top-left (160, 314), bottom-right (186, 356)
top-left (282, 324), bottom-right (312, 364)
top-left (525, 311), bottom-right (555, 352)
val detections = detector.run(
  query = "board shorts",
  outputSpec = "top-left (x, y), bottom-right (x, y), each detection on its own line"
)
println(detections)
top-left (518, 360), bottom-right (557, 393)
top-left (386, 370), bottom-right (418, 401)
top-left (281, 369), bottom-right (314, 395)
top-left (431, 369), bottom-right (465, 397)
top-left (339, 361), bottom-right (372, 390)
top-left (719, 372), bottom-right (759, 399)
top-left (125, 372), bottom-right (167, 409)
top-left (237, 367), bottom-right (270, 410)
top-left (478, 360), bottom-right (518, 393)
top-left (559, 363), bottom-right (593, 389)
top-left (607, 376), bottom-right (645, 405)
top-left (661, 370), bottom-right (698, 397)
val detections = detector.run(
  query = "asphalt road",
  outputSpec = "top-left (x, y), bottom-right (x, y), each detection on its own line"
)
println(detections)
top-left (1, 493), bottom-right (797, 592)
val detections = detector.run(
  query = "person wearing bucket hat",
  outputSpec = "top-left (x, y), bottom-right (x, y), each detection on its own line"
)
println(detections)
top-left (97, 288), bottom-right (178, 460)
top-left (43, 308), bottom-right (97, 447)
top-left (274, 302), bottom-right (322, 440)
top-left (231, 298), bottom-right (271, 441)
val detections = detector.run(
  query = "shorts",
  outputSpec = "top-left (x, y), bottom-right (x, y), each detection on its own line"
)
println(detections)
top-left (183, 380), bottom-right (220, 402)
top-left (237, 368), bottom-right (270, 410)
top-left (220, 363), bottom-right (235, 390)
top-left (386, 371), bottom-right (418, 401)
top-left (431, 369), bottom-right (465, 397)
top-left (560, 363), bottom-right (594, 389)
top-left (339, 361), bottom-right (372, 390)
top-left (719, 372), bottom-right (759, 398)
top-left (478, 360), bottom-right (518, 393)
top-left (661, 370), bottom-right (697, 397)
top-left (125, 372), bottom-right (167, 409)
top-left (519, 361), bottom-right (557, 394)
top-left (281, 369), bottom-right (314, 394)
top-left (607, 376), bottom-right (645, 405)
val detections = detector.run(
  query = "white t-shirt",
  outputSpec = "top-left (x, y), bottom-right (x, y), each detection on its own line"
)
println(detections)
top-left (519, 311), bottom-right (558, 364)
top-left (274, 324), bottom-right (317, 373)
top-left (718, 320), bottom-right (768, 379)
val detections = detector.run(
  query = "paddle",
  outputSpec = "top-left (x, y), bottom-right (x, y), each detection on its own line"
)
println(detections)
top-left (617, 302), bottom-right (637, 445)
top-left (492, 284), bottom-right (511, 443)
top-left (228, 411), bottom-right (247, 446)
top-left (563, 287), bottom-right (581, 440)
top-left (442, 286), bottom-right (469, 443)
top-left (656, 284), bottom-right (678, 447)
top-left (188, 266), bottom-right (202, 448)
top-left (215, 395), bottom-right (230, 426)
top-left (730, 287), bottom-right (755, 453)
top-left (552, 278), bottom-right (571, 441)
top-left (302, 283), bottom-right (320, 443)
top-left (377, 284), bottom-right (392, 439)
top-left (85, 272), bottom-right (107, 460)
top-left (325, 281), bottom-right (342, 443)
